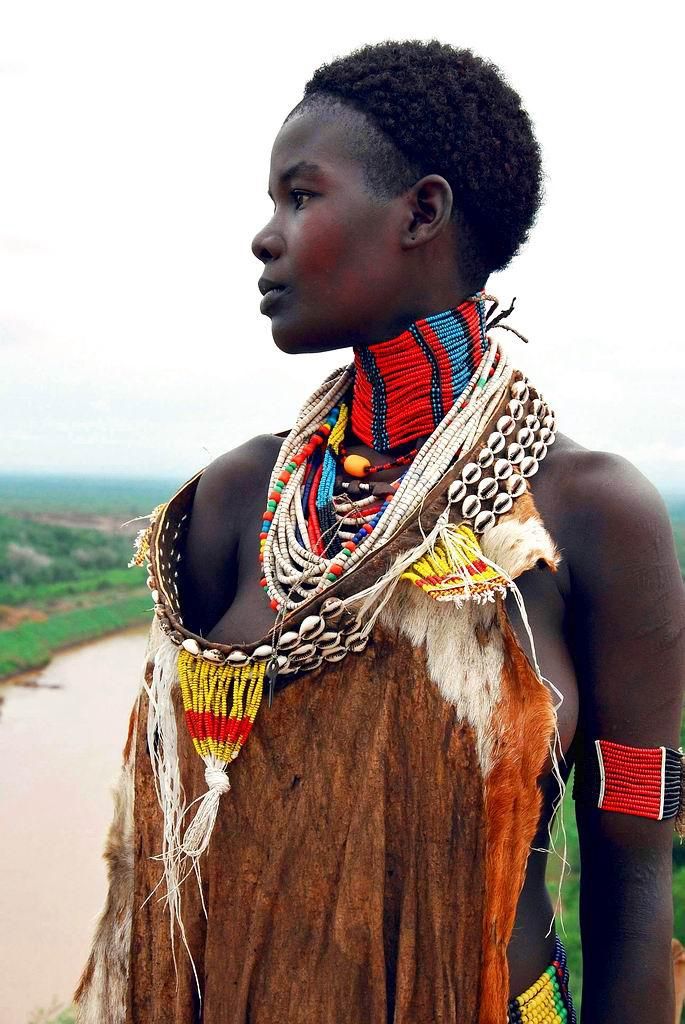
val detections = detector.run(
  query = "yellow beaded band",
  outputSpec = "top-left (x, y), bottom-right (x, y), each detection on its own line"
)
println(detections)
top-left (401, 523), bottom-right (509, 602)
top-left (508, 936), bottom-right (575, 1023)
top-left (177, 651), bottom-right (265, 762)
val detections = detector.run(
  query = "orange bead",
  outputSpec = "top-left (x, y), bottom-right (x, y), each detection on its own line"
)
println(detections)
top-left (343, 453), bottom-right (371, 478)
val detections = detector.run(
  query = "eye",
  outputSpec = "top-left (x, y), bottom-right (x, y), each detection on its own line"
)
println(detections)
top-left (292, 190), bottom-right (313, 211)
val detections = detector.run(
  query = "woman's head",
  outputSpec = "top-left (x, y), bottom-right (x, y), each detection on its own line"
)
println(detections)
top-left (252, 40), bottom-right (542, 354)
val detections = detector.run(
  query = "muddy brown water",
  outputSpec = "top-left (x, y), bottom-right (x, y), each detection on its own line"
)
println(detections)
top-left (0, 629), bottom-right (148, 1024)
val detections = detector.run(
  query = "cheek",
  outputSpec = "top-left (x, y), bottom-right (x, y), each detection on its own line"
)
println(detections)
top-left (293, 216), bottom-right (347, 280)
top-left (292, 208), bottom-right (389, 305)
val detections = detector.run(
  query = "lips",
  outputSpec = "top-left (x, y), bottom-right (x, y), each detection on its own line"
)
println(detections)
top-left (259, 283), bottom-right (289, 315)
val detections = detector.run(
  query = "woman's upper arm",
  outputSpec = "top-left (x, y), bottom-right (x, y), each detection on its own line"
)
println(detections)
top-left (567, 450), bottom-right (684, 759)
top-left (565, 451), bottom-right (684, 1014)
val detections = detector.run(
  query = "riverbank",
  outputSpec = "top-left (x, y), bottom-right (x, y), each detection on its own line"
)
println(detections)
top-left (0, 590), bottom-right (151, 679)
top-left (0, 474), bottom-right (177, 683)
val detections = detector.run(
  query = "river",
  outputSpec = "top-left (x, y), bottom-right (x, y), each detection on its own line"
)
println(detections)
top-left (0, 630), bottom-right (148, 1024)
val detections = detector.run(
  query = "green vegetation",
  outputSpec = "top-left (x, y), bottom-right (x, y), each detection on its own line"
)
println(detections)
top-left (0, 475), bottom-right (175, 681)
top-left (0, 473), bottom-right (179, 518)
top-left (0, 513), bottom-right (135, 592)
top-left (0, 594), bottom-right (152, 677)
top-left (0, 566), bottom-right (142, 608)
top-left (664, 494), bottom-right (685, 573)
top-left (28, 1005), bottom-right (74, 1024)
top-left (546, 789), bottom-right (582, 996)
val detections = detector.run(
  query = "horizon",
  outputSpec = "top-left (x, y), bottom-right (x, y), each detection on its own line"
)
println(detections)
top-left (1, 469), bottom-right (684, 505)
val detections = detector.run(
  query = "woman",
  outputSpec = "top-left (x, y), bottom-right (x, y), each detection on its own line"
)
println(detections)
top-left (75, 41), bottom-right (685, 1023)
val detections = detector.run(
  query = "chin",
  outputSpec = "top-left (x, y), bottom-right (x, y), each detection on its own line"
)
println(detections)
top-left (270, 316), bottom-right (353, 356)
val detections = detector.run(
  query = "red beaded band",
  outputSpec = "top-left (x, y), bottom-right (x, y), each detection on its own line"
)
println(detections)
top-left (572, 739), bottom-right (684, 821)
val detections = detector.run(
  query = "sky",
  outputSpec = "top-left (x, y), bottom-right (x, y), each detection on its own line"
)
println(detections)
top-left (1, 1), bottom-right (683, 490)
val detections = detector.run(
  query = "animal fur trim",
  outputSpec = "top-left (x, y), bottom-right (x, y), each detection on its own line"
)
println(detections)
top-left (479, 491), bottom-right (561, 578)
top-left (378, 493), bottom-right (562, 1024)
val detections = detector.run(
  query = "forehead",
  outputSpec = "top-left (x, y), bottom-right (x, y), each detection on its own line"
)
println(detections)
top-left (269, 108), bottom-right (370, 186)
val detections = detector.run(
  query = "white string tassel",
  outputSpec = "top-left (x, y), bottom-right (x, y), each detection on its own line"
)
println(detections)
top-left (141, 634), bottom-right (203, 1000)
top-left (179, 760), bottom-right (231, 860)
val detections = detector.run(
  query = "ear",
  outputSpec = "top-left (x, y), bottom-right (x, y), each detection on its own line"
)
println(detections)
top-left (400, 174), bottom-right (454, 250)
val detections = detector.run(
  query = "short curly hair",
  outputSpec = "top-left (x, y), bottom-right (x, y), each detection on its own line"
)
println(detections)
top-left (295, 40), bottom-right (543, 290)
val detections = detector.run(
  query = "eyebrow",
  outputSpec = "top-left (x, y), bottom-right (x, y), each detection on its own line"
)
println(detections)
top-left (268, 160), bottom-right (323, 198)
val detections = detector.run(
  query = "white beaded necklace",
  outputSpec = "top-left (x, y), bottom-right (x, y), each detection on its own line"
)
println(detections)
top-left (262, 334), bottom-right (514, 612)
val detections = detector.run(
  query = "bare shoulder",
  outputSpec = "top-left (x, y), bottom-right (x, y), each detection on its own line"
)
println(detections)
top-left (179, 433), bottom-right (284, 633)
top-left (544, 433), bottom-right (676, 567)
top-left (187, 431), bottom-right (284, 553)
top-left (544, 434), bottom-right (684, 730)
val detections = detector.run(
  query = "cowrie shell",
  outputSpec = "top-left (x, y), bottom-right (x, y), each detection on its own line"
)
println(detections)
top-left (478, 446), bottom-right (495, 467)
top-left (507, 399), bottom-right (525, 420)
top-left (182, 638), bottom-right (201, 656)
top-left (277, 630), bottom-right (299, 650)
top-left (462, 494), bottom-right (481, 518)
top-left (228, 649), bottom-right (248, 664)
top-left (448, 479), bottom-right (467, 502)
top-left (511, 380), bottom-right (530, 402)
top-left (531, 440), bottom-right (548, 461)
top-left (493, 492), bottom-right (514, 515)
top-left (300, 614), bottom-right (325, 639)
top-left (474, 510), bottom-right (496, 533)
top-left (494, 458), bottom-right (513, 480)
top-left (507, 442), bottom-right (524, 464)
top-left (321, 596), bottom-right (343, 617)
top-left (487, 431), bottom-right (506, 454)
top-left (506, 474), bottom-right (527, 498)
top-left (497, 414), bottom-right (516, 436)
top-left (477, 476), bottom-right (498, 500)
top-left (324, 647), bottom-right (347, 662)
top-left (253, 644), bottom-right (274, 660)
top-left (525, 415), bottom-right (541, 432)
top-left (202, 649), bottom-right (224, 663)
top-left (521, 456), bottom-right (539, 478)
top-left (517, 427), bottom-right (535, 447)
top-left (462, 462), bottom-right (482, 484)
top-left (289, 643), bottom-right (317, 662)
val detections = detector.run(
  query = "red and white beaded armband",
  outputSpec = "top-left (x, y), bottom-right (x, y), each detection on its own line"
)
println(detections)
top-left (572, 739), bottom-right (685, 836)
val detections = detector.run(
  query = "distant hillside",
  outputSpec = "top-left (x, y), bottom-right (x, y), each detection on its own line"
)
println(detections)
top-left (0, 474), bottom-right (182, 519)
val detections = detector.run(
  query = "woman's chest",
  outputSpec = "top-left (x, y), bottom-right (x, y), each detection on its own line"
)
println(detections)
top-left (206, 448), bottom-right (580, 770)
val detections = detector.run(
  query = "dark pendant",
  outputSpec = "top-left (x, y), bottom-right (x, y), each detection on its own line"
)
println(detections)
top-left (266, 656), bottom-right (280, 708)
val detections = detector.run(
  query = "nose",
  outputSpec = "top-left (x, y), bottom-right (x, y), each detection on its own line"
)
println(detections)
top-left (251, 217), bottom-right (284, 264)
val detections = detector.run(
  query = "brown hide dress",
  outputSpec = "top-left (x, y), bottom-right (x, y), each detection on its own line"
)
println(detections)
top-left (75, 372), bottom-right (562, 1024)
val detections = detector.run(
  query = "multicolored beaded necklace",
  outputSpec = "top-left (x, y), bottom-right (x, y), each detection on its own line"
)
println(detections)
top-left (352, 297), bottom-right (491, 450)
top-left (259, 293), bottom-right (512, 613)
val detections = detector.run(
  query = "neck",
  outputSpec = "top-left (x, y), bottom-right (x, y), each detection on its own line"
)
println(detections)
top-left (350, 295), bottom-right (489, 451)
